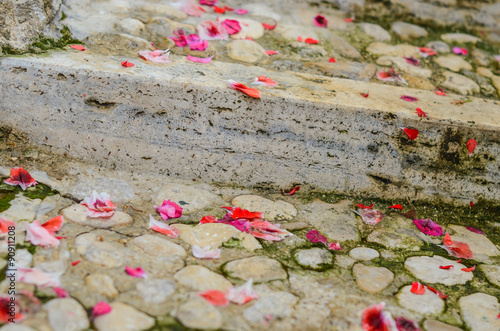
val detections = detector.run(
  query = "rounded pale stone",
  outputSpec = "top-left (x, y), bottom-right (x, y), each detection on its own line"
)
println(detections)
top-left (85, 274), bottom-right (118, 298)
top-left (353, 264), bottom-right (394, 293)
top-left (367, 229), bottom-right (423, 251)
top-left (360, 23), bottom-right (391, 41)
top-left (376, 55), bottom-right (432, 78)
top-left (480, 265), bottom-right (500, 288)
top-left (404, 255), bottom-right (473, 285)
top-left (226, 40), bottom-right (267, 64)
top-left (423, 319), bottom-right (463, 331)
top-left (61, 204), bottom-right (132, 228)
top-left (459, 293), bottom-right (500, 331)
top-left (426, 41), bottom-right (450, 54)
top-left (294, 248), bottom-right (333, 270)
top-left (44, 298), bottom-right (90, 331)
top-left (0, 194), bottom-right (41, 221)
top-left (435, 55), bottom-right (472, 72)
top-left (441, 71), bottom-right (480, 95)
top-left (174, 265), bottom-right (232, 291)
top-left (130, 234), bottom-right (187, 259)
top-left (116, 18), bottom-right (145, 37)
top-left (155, 183), bottom-right (217, 214)
top-left (441, 33), bottom-right (481, 44)
top-left (391, 22), bottom-right (428, 40)
top-left (139, 5), bottom-right (188, 20)
top-left (243, 292), bottom-right (298, 323)
top-left (94, 302), bottom-right (155, 331)
top-left (173, 223), bottom-right (240, 248)
top-left (224, 256), bottom-right (287, 282)
top-left (75, 233), bottom-right (124, 267)
top-left (276, 24), bottom-right (318, 41)
top-left (230, 18), bottom-right (264, 40)
top-left (477, 67), bottom-right (494, 78)
top-left (349, 247), bottom-right (379, 261)
top-left (366, 42), bottom-right (421, 58)
top-left (232, 195), bottom-right (297, 220)
top-left (136, 279), bottom-right (176, 303)
top-left (397, 285), bottom-right (444, 315)
top-left (176, 298), bottom-right (223, 330)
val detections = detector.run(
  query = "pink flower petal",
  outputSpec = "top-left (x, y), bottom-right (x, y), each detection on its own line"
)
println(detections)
top-left (199, 0), bottom-right (217, 5)
top-left (26, 220), bottom-right (60, 248)
top-left (354, 209), bottom-right (385, 225)
top-left (138, 49), bottom-right (172, 63)
top-left (197, 20), bottom-right (228, 40)
top-left (227, 279), bottom-right (258, 304)
top-left (148, 214), bottom-right (180, 238)
top-left (92, 302), bottom-right (112, 320)
top-left (0, 218), bottom-right (15, 233)
top-left (234, 8), bottom-right (248, 15)
top-left (251, 231), bottom-right (281, 241)
top-left (395, 316), bottom-right (421, 331)
top-left (187, 55), bottom-right (214, 63)
top-left (199, 290), bottom-right (229, 306)
top-left (230, 219), bottom-right (251, 232)
top-left (200, 215), bottom-right (218, 224)
top-left (222, 19), bottom-right (242, 35)
top-left (189, 40), bottom-right (208, 51)
top-left (192, 245), bottom-right (221, 259)
top-left (466, 226), bottom-right (484, 235)
top-left (53, 287), bottom-right (69, 298)
top-left (81, 191), bottom-right (117, 218)
top-left (403, 56), bottom-right (420, 66)
top-left (410, 282), bottom-right (425, 295)
top-left (228, 80), bottom-right (261, 98)
top-left (176, 0), bottom-right (206, 16)
top-left (265, 50), bottom-right (279, 56)
top-left (125, 266), bottom-right (147, 278)
top-left (306, 230), bottom-right (327, 245)
top-left (413, 219), bottom-right (443, 236)
top-left (401, 95), bottom-right (418, 102)
top-left (18, 267), bottom-right (62, 287)
top-left (376, 68), bottom-right (407, 84)
top-left (3, 167), bottom-right (37, 191)
top-left (154, 199), bottom-right (183, 220)
top-left (70, 45), bottom-right (86, 51)
top-left (313, 14), bottom-right (328, 28)
top-left (361, 302), bottom-right (397, 331)
top-left (452, 46), bottom-right (468, 55)
top-left (328, 242), bottom-right (342, 250)
top-left (252, 76), bottom-right (278, 86)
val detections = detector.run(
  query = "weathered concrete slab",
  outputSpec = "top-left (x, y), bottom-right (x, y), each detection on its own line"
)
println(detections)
top-left (0, 52), bottom-right (499, 201)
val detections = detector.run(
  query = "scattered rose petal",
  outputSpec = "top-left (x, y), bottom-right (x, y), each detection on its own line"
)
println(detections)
top-left (190, 39), bottom-right (209, 51)
top-left (40, 215), bottom-right (63, 235)
top-left (360, 91), bottom-right (369, 98)
top-left (230, 219), bottom-right (251, 232)
top-left (377, 68), bottom-right (407, 84)
top-left (410, 282), bottom-right (425, 295)
top-left (92, 302), bottom-right (112, 320)
top-left (314, 14), bottom-right (328, 28)
top-left (175, 0), bottom-right (205, 16)
top-left (304, 38), bottom-right (319, 44)
top-left (357, 203), bottom-right (374, 209)
top-left (234, 8), bottom-right (248, 15)
top-left (470, 201), bottom-right (474, 208)
top-left (435, 86), bottom-right (446, 96)
top-left (395, 316), bottom-right (421, 331)
top-left (197, 20), bottom-right (228, 40)
top-left (329, 57), bottom-right (337, 63)
top-left (148, 214), bottom-right (180, 238)
top-left (439, 265), bottom-right (453, 269)
top-left (213, 5), bottom-right (226, 13)
top-left (415, 107), bottom-right (427, 118)
top-left (265, 50), bottom-right (279, 56)
top-left (18, 267), bottom-right (62, 287)
top-left (461, 266), bottom-right (475, 272)
top-left (81, 191), bottom-right (116, 218)
top-left (457, 259), bottom-right (462, 263)
top-left (344, 16), bottom-right (355, 23)
top-left (250, 220), bottom-right (292, 241)
top-left (199, 290), bottom-right (229, 306)
top-left (200, 0), bottom-right (217, 5)
top-left (138, 49), bottom-right (172, 63)
top-left (297, 36), bottom-right (303, 42)
top-left (388, 204), bottom-right (403, 210)
top-left (251, 231), bottom-right (281, 241)
top-left (403, 56), bottom-right (420, 66)
top-left (187, 55), bottom-right (214, 63)
top-left (121, 61), bottom-right (135, 67)
top-left (283, 185), bottom-right (300, 195)
top-left (443, 232), bottom-right (453, 246)
top-left (231, 207), bottom-right (263, 220)
top-left (413, 218), bottom-right (443, 236)
top-left (426, 285), bottom-right (448, 299)
top-left (0, 218), bottom-right (15, 233)
top-left (467, 138), bottom-right (477, 157)
top-left (452, 46), bottom-right (468, 55)
top-left (252, 76), bottom-right (278, 87)
top-left (361, 302), bottom-right (397, 331)
top-left (71, 260), bottom-right (81, 266)
top-left (0, 295), bottom-right (23, 323)
top-left (262, 20), bottom-right (277, 30)
top-left (466, 226), bottom-right (484, 235)
top-left (222, 19), bottom-right (242, 34)
top-left (401, 95), bottom-right (418, 102)
top-left (401, 209), bottom-right (416, 220)
top-left (419, 47), bottom-right (436, 57)
top-left (70, 45), bottom-right (85, 51)
top-left (3, 167), bottom-right (37, 190)
top-left (440, 233), bottom-right (474, 259)
top-left (355, 209), bottom-right (385, 225)
top-left (200, 215), bottom-right (218, 224)
top-left (125, 266), bottom-right (147, 278)
top-left (53, 287), bottom-right (68, 298)
top-left (306, 230), bottom-right (328, 245)
top-left (192, 245), bottom-right (221, 259)
top-left (227, 279), bottom-right (258, 304)
top-left (228, 80), bottom-right (261, 98)
top-left (26, 220), bottom-right (60, 248)
top-left (402, 128), bottom-right (419, 140)
top-left (154, 199), bottom-right (183, 220)
top-left (328, 242), bottom-right (342, 250)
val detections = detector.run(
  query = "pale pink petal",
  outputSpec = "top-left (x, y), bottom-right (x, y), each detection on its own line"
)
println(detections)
top-left (227, 279), bottom-right (258, 305)
top-left (197, 20), bottom-right (228, 40)
top-left (234, 9), bottom-right (248, 15)
top-left (251, 231), bottom-right (281, 241)
top-left (81, 191), bottom-right (117, 218)
top-left (138, 49), bottom-right (172, 63)
top-left (187, 55), bottom-right (214, 63)
top-left (192, 245), bottom-right (221, 259)
top-left (0, 218), bottom-right (15, 233)
top-left (252, 76), bottom-right (278, 87)
top-left (148, 214), bottom-right (180, 238)
top-left (354, 209), bottom-right (385, 225)
top-left (92, 301), bottom-right (112, 320)
top-left (125, 266), bottom-right (147, 278)
top-left (154, 199), bottom-right (183, 220)
top-left (53, 287), bottom-right (69, 298)
top-left (26, 220), bottom-right (60, 248)
top-left (174, 0), bottom-right (205, 16)
top-left (328, 242), bottom-right (342, 250)
top-left (18, 267), bottom-right (62, 287)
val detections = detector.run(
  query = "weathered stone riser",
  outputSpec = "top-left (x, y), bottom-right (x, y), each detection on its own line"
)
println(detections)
top-left (1, 54), bottom-right (499, 201)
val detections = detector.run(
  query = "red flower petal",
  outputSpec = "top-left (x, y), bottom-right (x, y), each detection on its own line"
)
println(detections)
top-left (228, 80), bottom-right (261, 98)
top-left (426, 285), bottom-right (448, 299)
top-left (3, 167), bottom-right (38, 190)
top-left (199, 290), bottom-right (229, 306)
top-left (304, 38), bottom-right (319, 44)
top-left (344, 16), bottom-right (355, 23)
top-left (415, 107), bottom-right (427, 118)
top-left (283, 185), bottom-right (300, 195)
top-left (402, 128), bottom-right (419, 140)
top-left (232, 207), bottom-right (263, 220)
top-left (388, 204), bottom-right (403, 210)
top-left (313, 14), bottom-right (328, 28)
top-left (419, 47), bottom-right (436, 57)
top-left (360, 91), bottom-right (369, 98)
top-left (439, 265), bottom-right (453, 269)
top-left (361, 302), bottom-right (396, 331)
top-left (461, 266), bottom-right (475, 272)
top-left (410, 282), bottom-right (425, 295)
top-left (41, 216), bottom-right (64, 235)
top-left (121, 61), bottom-right (135, 67)
top-left (213, 6), bottom-right (226, 13)
top-left (443, 232), bottom-right (453, 246)
top-left (71, 260), bottom-right (81, 266)
top-left (435, 86), bottom-right (446, 96)
top-left (297, 36), bottom-right (303, 42)
top-left (70, 45), bottom-right (86, 51)
top-left (200, 215), bottom-right (218, 224)
top-left (328, 57), bottom-right (337, 63)
top-left (306, 230), bottom-right (328, 245)
top-left (262, 20), bottom-right (277, 30)
top-left (357, 203), bottom-right (374, 209)
top-left (467, 139), bottom-right (477, 157)
top-left (265, 50), bottom-right (279, 56)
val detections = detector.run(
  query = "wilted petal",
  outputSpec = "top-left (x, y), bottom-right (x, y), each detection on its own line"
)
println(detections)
top-left (388, 204), bottom-right (403, 210)
top-left (415, 108), bottom-right (427, 118)
top-left (250, 220), bottom-right (292, 238)
top-left (426, 285), bottom-right (448, 299)
top-left (440, 241), bottom-right (474, 259)
top-left (306, 230), bottom-right (327, 245)
top-left (154, 199), bottom-right (183, 220)
top-left (466, 226), bottom-right (484, 234)
top-left (395, 316), bottom-right (421, 331)
top-left (357, 203), bottom-right (374, 209)
top-left (92, 301), bottom-right (112, 320)
top-left (18, 267), bottom-right (62, 287)
top-left (197, 20), bottom-right (228, 40)
top-left (227, 279), bottom-right (258, 304)
top-left (148, 214), bottom-right (180, 238)
top-left (412, 219), bottom-right (443, 236)
top-left (313, 14), bottom-right (328, 28)
top-left (199, 0), bottom-right (217, 5)
top-left (251, 231), bottom-right (281, 241)
top-left (81, 191), bottom-right (117, 218)
top-left (187, 55), bottom-right (214, 63)
top-left (252, 76), bottom-right (278, 87)
top-left (121, 61), bottom-right (135, 67)
top-left (401, 95), bottom-right (418, 102)
top-left (192, 245), bottom-right (221, 259)
top-left (138, 49), bottom-right (172, 63)
top-left (125, 266), bottom-right (147, 278)
top-left (377, 68), bottom-right (407, 85)
top-left (419, 47), bottom-right (436, 57)
top-left (403, 56), bottom-right (420, 66)
top-left (3, 167), bottom-right (37, 191)
top-left (199, 289), bottom-right (229, 306)
top-left (355, 209), bottom-right (385, 225)
top-left (170, 34), bottom-right (188, 47)
top-left (361, 302), bottom-right (397, 331)
top-left (53, 287), bottom-right (69, 298)
top-left (26, 220), bottom-right (60, 248)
